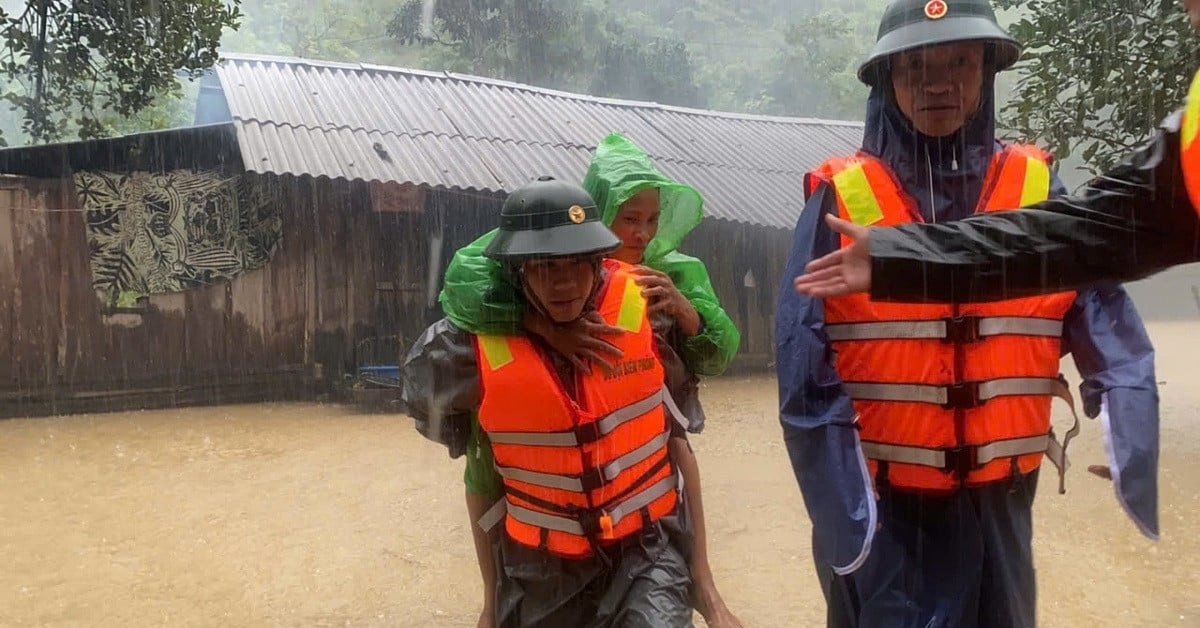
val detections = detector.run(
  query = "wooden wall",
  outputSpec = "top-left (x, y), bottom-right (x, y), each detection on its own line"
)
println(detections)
top-left (0, 169), bottom-right (785, 417)
top-left (0, 173), bottom-right (441, 418)
top-left (680, 218), bottom-right (793, 370)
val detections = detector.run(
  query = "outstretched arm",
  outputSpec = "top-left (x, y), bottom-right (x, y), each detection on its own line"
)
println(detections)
top-left (874, 119), bottom-right (1200, 302)
top-left (797, 116), bottom-right (1200, 303)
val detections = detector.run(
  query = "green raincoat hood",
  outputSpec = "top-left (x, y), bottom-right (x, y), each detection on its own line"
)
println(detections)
top-left (437, 131), bottom-right (739, 377)
top-left (583, 133), bottom-right (704, 264)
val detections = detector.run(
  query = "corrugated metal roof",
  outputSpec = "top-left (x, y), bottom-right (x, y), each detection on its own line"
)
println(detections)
top-left (212, 52), bottom-right (865, 229)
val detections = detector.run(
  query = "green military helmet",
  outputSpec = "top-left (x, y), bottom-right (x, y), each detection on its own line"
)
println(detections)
top-left (484, 175), bottom-right (622, 262)
top-left (857, 0), bottom-right (1021, 86)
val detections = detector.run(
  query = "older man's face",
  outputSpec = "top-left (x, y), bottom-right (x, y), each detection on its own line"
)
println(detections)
top-left (891, 42), bottom-right (986, 138)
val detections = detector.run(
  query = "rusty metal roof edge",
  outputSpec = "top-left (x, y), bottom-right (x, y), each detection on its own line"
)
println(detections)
top-left (215, 52), bottom-right (865, 129)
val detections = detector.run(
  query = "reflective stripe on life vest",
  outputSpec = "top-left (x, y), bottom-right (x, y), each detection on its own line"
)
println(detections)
top-left (841, 375), bottom-right (1070, 407)
top-left (478, 472), bottom-right (678, 535)
top-left (497, 431), bottom-right (672, 492)
top-left (977, 144), bottom-right (1052, 211)
top-left (860, 433), bottom-right (1070, 478)
top-left (485, 385), bottom-right (688, 448)
top-left (824, 315), bottom-right (1063, 342)
top-left (844, 375), bottom-right (1081, 494)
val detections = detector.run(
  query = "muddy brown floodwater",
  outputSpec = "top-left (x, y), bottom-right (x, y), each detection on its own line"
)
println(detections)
top-left (2, 322), bottom-right (1199, 627)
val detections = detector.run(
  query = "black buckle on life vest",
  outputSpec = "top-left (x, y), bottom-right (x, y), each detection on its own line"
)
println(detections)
top-left (942, 315), bottom-right (981, 344)
top-left (943, 445), bottom-right (978, 477)
top-left (574, 422), bottom-right (603, 445)
top-left (571, 506), bottom-right (604, 537)
top-left (566, 505), bottom-right (614, 567)
top-left (942, 382), bottom-right (982, 409)
top-left (578, 467), bottom-right (606, 492)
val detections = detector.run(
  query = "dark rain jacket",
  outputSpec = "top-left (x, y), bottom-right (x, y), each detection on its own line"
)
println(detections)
top-left (868, 109), bottom-right (1200, 304)
top-left (775, 77), bottom-right (1161, 582)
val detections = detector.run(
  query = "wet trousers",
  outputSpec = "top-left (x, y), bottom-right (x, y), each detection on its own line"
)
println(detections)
top-left (492, 504), bottom-right (695, 628)
top-left (822, 469), bottom-right (1041, 628)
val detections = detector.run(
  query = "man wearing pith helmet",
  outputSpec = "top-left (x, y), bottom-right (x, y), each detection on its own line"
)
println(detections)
top-left (774, 1), bottom-right (1158, 626)
top-left (403, 175), bottom-right (699, 626)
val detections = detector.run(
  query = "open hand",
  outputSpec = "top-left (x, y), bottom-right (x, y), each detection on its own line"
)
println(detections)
top-left (793, 214), bottom-right (873, 298)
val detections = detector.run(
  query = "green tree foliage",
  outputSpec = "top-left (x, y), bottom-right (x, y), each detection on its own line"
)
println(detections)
top-left (589, 20), bottom-right (706, 107)
top-left (387, 0), bottom-right (706, 108)
top-left (221, 0), bottom-right (418, 66)
top-left (0, 0), bottom-right (242, 145)
top-left (996, 0), bottom-right (1200, 171)
top-left (600, 0), bottom-right (886, 117)
top-left (755, 11), bottom-right (868, 119)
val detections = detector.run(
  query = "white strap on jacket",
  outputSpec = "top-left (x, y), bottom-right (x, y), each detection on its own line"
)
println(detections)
top-left (853, 375), bottom-right (1081, 494)
top-left (824, 316), bottom-right (1063, 342)
top-left (476, 472), bottom-right (678, 534)
top-left (486, 386), bottom-right (689, 447)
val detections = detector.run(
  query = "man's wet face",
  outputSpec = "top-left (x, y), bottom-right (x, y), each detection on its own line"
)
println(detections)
top-left (521, 256), bottom-right (597, 323)
top-left (891, 42), bottom-right (985, 137)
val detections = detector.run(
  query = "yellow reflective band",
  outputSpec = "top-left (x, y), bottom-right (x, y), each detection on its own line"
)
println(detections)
top-left (832, 163), bottom-right (885, 226)
top-left (1184, 69), bottom-right (1200, 151)
top-left (1019, 156), bottom-right (1051, 207)
top-left (478, 335), bottom-right (513, 371)
top-left (617, 275), bottom-right (646, 332)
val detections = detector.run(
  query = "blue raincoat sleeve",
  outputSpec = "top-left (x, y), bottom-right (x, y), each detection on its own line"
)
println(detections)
top-left (1061, 285), bottom-right (1160, 540)
top-left (1049, 170), bottom-right (1158, 540)
top-left (776, 184), bottom-right (877, 575)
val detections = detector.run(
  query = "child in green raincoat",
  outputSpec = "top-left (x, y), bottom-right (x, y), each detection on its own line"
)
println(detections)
top-left (440, 132), bottom-right (743, 627)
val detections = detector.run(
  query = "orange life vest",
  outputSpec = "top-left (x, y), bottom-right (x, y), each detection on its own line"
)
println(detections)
top-left (1179, 68), bottom-right (1200, 213)
top-left (472, 259), bottom-right (681, 559)
top-left (807, 145), bottom-right (1081, 494)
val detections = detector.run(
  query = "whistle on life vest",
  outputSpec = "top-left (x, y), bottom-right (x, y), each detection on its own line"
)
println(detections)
top-left (598, 511), bottom-right (614, 539)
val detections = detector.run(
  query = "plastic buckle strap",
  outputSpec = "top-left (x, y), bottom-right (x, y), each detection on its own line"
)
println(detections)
top-left (477, 499), bottom-right (507, 533)
top-left (942, 315), bottom-right (981, 344)
top-left (660, 385), bottom-right (690, 432)
top-left (574, 421), bottom-right (603, 445)
top-left (942, 381), bottom-right (982, 409)
top-left (942, 445), bottom-right (978, 477)
top-left (578, 467), bottom-right (605, 492)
